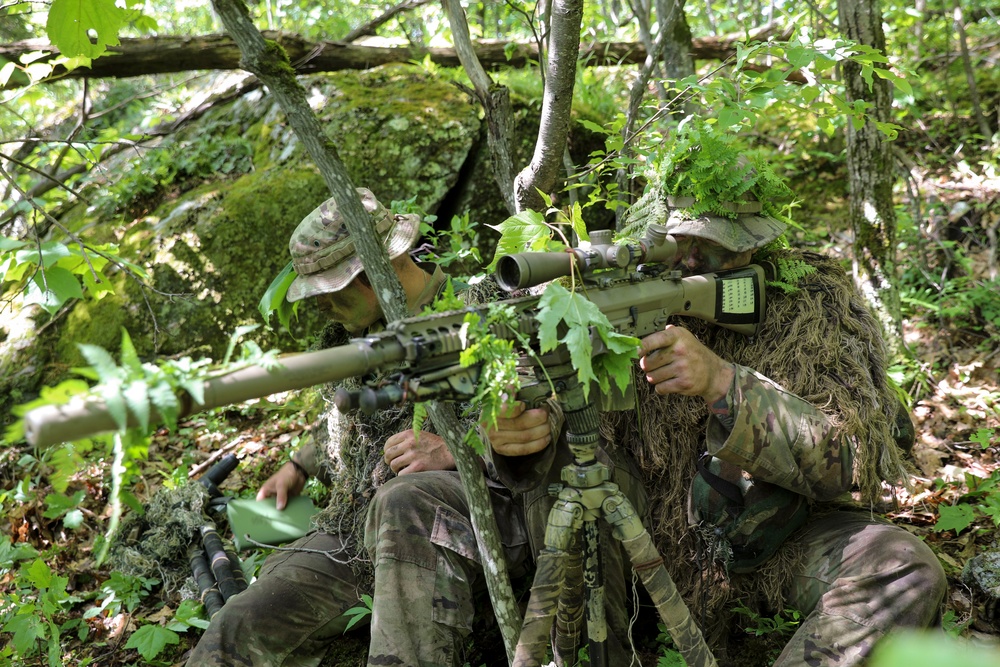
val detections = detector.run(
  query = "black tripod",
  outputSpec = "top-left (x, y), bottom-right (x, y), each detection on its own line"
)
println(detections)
top-left (512, 364), bottom-right (717, 667)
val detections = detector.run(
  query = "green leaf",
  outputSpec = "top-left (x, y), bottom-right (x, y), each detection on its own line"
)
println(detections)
top-left (0, 61), bottom-right (16, 86)
top-left (42, 490), bottom-right (85, 519)
top-left (171, 598), bottom-right (210, 631)
top-left (933, 504), bottom-right (975, 534)
top-left (487, 210), bottom-right (553, 268)
top-left (123, 379), bottom-right (150, 432)
top-left (180, 378), bottom-right (206, 407)
top-left (119, 329), bottom-right (141, 374)
top-left (342, 594), bottom-right (374, 632)
top-left (24, 558), bottom-right (53, 589)
top-left (123, 624), bottom-right (180, 661)
top-left (971, 428), bottom-right (994, 449)
top-left (16, 241), bottom-right (72, 268)
top-left (47, 444), bottom-right (83, 494)
top-left (578, 119), bottom-right (610, 135)
top-left (569, 202), bottom-right (589, 243)
top-left (536, 283), bottom-right (572, 354)
top-left (148, 381), bottom-right (180, 430)
top-left (24, 266), bottom-right (84, 314)
top-left (7, 610), bottom-right (45, 657)
top-left (258, 260), bottom-right (298, 330)
top-left (63, 509), bottom-right (85, 529)
top-left (77, 343), bottom-right (120, 383)
top-left (563, 325), bottom-right (597, 398)
top-left (46, 0), bottom-right (125, 59)
top-left (223, 324), bottom-right (261, 365)
top-left (100, 382), bottom-right (129, 432)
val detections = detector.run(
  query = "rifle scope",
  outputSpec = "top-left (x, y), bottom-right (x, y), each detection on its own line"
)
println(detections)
top-left (495, 252), bottom-right (574, 291)
top-left (495, 226), bottom-right (678, 291)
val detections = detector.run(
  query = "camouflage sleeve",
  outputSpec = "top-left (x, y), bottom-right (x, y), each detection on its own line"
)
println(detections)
top-left (706, 365), bottom-right (853, 501)
top-left (290, 438), bottom-right (328, 482)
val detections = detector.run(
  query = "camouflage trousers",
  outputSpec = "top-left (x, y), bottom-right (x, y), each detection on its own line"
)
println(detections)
top-left (774, 510), bottom-right (947, 667)
top-left (186, 470), bottom-right (529, 667)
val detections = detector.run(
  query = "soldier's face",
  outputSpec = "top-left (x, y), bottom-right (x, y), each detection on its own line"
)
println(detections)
top-left (672, 235), bottom-right (753, 274)
top-left (314, 276), bottom-right (382, 334)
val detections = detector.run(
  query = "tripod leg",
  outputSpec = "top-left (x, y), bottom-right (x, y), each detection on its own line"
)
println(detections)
top-left (621, 531), bottom-right (718, 667)
top-left (583, 521), bottom-right (609, 667)
top-left (514, 548), bottom-right (567, 667)
top-left (553, 537), bottom-right (584, 666)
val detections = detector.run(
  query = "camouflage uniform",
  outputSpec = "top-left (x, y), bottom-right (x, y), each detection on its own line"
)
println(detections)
top-left (494, 248), bottom-right (947, 667)
top-left (188, 263), bottom-right (534, 667)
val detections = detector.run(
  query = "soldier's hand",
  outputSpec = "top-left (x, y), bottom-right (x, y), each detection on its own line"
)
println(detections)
top-left (383, 430), bottom-right (455, 475)
top-left (639, 325), bottom-right (734, 403)
top-left (256, 461), bottom-right (307, 511)
top-left (485, 400), bottom-right (552, 457)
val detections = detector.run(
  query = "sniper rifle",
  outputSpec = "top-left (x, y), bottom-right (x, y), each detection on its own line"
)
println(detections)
top-left (22, 224), bottom-right (767, 448)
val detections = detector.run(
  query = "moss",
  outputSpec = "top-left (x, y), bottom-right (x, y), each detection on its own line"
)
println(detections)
top-left (4, 65), bottom-right (608, 417)
top-left (260, 39), bottom-right (298, 78)
top-left (53, 274), bottom-right (129, 365)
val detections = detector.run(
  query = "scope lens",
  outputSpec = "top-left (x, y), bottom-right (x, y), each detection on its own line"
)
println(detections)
top-left (495, 255), bottom-right (523, 291)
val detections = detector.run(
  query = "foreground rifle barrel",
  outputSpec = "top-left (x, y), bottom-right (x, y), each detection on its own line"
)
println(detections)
top-left (23, 340), bottom-right (406, 448)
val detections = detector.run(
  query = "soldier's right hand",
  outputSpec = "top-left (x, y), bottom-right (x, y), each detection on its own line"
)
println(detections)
top-left (256, 461), bottom-right (307, 510)
top-left (485, 400), bottom-right (552, 457)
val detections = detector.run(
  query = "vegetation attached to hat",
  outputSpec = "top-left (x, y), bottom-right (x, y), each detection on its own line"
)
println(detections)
top-left (653, 118), bottom-right (797, 224)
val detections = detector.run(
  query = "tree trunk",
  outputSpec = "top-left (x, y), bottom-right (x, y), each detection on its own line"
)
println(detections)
top-left (0, 30), bottom-right (782, 90)
top-left (657, 0), bottom-right (695, 82)
top-left (208, 3), bottom-right (520, 663)
top-left (952, 0), bottom-right (993, 139)
top-left (837, 0), bottom-right (903, 348)
top-left (442, 0), bottom-right (517, 215)
top-left (514, 0), bottom-right (585, 212)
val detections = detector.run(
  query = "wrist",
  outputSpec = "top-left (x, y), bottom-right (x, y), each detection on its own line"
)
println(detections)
top-left (287, 458), bottom-right (309, 482)
top-left (703, 362), bottom-right (736, 406)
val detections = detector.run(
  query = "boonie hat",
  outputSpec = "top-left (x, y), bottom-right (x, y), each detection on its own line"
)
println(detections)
top-left (662, 197), bottom-right (786, 253)
top-left (286, 188), bottom-right (421, 302)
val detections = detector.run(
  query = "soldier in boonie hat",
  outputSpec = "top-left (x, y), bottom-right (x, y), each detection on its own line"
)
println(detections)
top-left (286, 188), bottom-right (421, 303)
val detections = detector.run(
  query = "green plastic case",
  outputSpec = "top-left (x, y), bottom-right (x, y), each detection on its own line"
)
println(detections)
top-left (227, 496), bottom-right (318, 550)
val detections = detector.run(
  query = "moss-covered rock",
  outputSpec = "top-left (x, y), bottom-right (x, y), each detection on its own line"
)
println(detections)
top-left (0, 64), bottom-right (614, 428)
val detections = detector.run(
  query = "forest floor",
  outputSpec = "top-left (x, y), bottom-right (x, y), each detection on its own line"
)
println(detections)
top-left (3, 176), bottom-right (1000, 667)
top-left (4, 277), bottom-right (999, 667)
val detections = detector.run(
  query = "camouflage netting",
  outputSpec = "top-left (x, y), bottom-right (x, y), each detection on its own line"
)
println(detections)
top-left (601, 247), bottom-right (909, 641)
top-left (108, 483), bottom-right (213, 594)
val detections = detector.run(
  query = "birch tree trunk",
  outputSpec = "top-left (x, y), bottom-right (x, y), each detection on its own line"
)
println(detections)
top-left (209, 3), bottom-right (520, 664)
top-left (514, 0), bottom-right (585, 212)
top-left (837, 0), bottom-right (903, 349)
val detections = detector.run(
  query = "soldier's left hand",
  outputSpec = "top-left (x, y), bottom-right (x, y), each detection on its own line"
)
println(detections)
top-left (639, 325), bottom-right (734, 403)
top-left (383, 429), bottom-right (456, 475)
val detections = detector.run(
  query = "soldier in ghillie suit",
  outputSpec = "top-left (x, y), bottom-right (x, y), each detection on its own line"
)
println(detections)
top-left (487, 159), bottom-right (947, 664)
top-left (187, 189), bottom-right (531, 666)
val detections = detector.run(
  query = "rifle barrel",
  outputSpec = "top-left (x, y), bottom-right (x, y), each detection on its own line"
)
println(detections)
top-left (23, 339), bottom-right (405, 447)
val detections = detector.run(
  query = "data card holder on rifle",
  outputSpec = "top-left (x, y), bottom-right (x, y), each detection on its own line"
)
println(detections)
top-left (227, 496), bottom-right (319, 550)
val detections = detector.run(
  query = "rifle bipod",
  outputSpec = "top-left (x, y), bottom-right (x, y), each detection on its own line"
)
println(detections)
top-left (511, 401), bottom-right (717, 667)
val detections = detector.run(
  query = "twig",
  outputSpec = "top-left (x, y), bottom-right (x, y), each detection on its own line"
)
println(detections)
top-left (189, 437), bottom-right (245, 478)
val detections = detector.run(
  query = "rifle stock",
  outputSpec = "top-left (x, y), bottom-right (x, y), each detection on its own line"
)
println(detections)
top-left (22, 225), bottom-right (767, 448)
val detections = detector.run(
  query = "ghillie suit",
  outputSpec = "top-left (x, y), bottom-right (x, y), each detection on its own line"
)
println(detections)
top-left (301, 321), bottom-right (396, 590)
top-left (306, 275), bottom-right (508, 591)
top-left (109, 483), bottom-right (213, 595)
top-left (600, 247), bottom-right (910, 643)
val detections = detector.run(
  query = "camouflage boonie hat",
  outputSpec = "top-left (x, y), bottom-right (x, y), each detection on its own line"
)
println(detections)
top-left (286, 188), bottom-right (421, 303)
top-left (689, 455), bottom-right (809, 573)
top-left (663, 196), bottom-right (786, 253)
